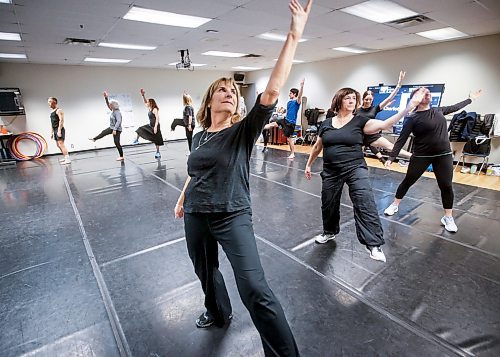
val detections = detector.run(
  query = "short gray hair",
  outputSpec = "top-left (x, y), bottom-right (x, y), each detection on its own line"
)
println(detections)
top-left (109, 100), bottom-right (120, 110)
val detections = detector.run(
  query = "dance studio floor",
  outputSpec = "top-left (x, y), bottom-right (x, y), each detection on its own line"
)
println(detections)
top-left (1, 141), bottom-right (499, 357)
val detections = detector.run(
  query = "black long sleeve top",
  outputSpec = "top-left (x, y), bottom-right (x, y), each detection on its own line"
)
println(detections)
top-left (390, 99), bottom-right (472, 160)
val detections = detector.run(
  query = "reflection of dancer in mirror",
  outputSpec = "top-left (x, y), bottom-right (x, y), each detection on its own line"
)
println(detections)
top-left (384, 88), bottom-right (483, 233)
top-left (47, 97), bottom-right (71, 164)
top-left (182, 92), bottom-right (195, 151)
top-left (89, 92), bottom-right (124, 161)
top-left (262, 106), bottom-right (286, 153)
top-left (358, 70), bottom-right (412, 164)
top-left (133, 89), bottom-right (164, 158)
top-left (174, 1), bottom-right (312, 355)
top-left (263, 79), bottom-right (304, 159)
top-left (305, 87), bottom-right (426, 262)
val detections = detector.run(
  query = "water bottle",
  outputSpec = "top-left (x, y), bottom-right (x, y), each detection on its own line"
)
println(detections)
top-left (470, 165), bottom-right (477, 174)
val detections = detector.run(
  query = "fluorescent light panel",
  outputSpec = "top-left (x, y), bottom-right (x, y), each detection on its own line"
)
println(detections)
top-left (168, 62), bottom-right (207, 67)
top-left (0, 31), bottom-right (21, 41)
top-left (416, 27), bottom-right (468, 41)
top-left (333, 46), bottom-right (368, 54)
top-left (0, 53), bottom-right (26, 59)
top-left (274, 58), bottom-right (304, 63)
top-left (0, 0), bottom-right (12, 4)
top-left (257, 32), bottom-right (308, 43)
top-left (341, 0), bottom-right (418, 23)
top-left (124, 6), bottom-right (211, 28)
top-left (202, 51), bottom-right (247, 58)
top-left (84, 57), bottom-right (131, 63)
top-left (232, 66), bottom-right (262, 70)
top-left (99, 42), bottom-right (156, 50)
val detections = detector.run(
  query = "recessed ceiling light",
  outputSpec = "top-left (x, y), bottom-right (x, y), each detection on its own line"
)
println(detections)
top-left (273, 58), bottom-right (304, 63)
top-left (0, 53), bottom-right (26, 59)
top-left (168, 62), bottom-right (207, 67)
top-left (84, 57), bottom-right (131, 63)
top-left (98, 42), bottom-right (157, 50)
top-left (333, 46), bottom-right (369, 54)
top-left (124, 6), bottom-right (211, 28)
top-left (416, 27), bottom-right (468, 41)
top-left (257, 32), bottom-right (308, 43)
top-left (232, 66), bottom-right (262, 70)
top-left (202, 51), bottom-right (247, 58)
top-left (340, 0), bottom-right (418, 23)
top-left (0, 32), bottom-right (21, 41)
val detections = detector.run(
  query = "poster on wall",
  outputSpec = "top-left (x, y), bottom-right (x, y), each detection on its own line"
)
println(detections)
top-left (108, 93), bottom-right (134, 128)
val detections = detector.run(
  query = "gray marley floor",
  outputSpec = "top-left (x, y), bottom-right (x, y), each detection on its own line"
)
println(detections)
top-left (1, 141), bottom-right (499, 357)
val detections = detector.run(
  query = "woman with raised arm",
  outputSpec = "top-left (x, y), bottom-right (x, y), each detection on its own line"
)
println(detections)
top-left (133, 89), bottom-right (164, 158)
top-left (358, 70), bottom-right (412, 163)
top-left (305, 87), bottom-right (425, 262)
top-left (384, 88), bottom-right (483, 233)
top-left (174, 1), bottom-right (312, 355)
top-left (89, 91), bottom-right (123, 161)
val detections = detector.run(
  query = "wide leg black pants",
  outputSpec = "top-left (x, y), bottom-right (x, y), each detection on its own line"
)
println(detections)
top-left (321, 163), bottom-right (384, 247)
top-left (184, 208), bottom-right (299, 356)
top-left (93, 127), bottom-right (123, 157)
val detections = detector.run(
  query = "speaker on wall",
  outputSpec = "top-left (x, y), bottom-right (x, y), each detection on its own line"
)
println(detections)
top-left (234, 73), bottom-right (245, 82)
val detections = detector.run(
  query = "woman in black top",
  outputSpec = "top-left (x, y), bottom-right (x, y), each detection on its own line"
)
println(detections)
top-left (305, 87), bottom-right (424, 262)
top-left (134, 89), bottom-right (164, 158)
top-left (384, 88), bottom-right (483, 233)
top-left (182, 92), bottom-right (195, 151)
top-left (357, 70), bottom-right (411, 163)
top-left (174, 1), bottom-right (312, 355)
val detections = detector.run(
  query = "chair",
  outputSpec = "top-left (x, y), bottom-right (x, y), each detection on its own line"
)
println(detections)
top-left (455, 137), bottom-right (491, 175)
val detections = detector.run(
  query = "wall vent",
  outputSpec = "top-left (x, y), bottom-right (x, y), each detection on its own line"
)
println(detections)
top-left (387, 15), bottom-right (434, 28)
top-left (63, 38), bottom-right (95, 46)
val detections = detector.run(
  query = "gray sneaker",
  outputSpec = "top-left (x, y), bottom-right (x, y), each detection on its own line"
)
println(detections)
top-left (314, 233), bottom-right (335, 244)
top-left (441, 216), bottom-right (458, 232)
top-left (366, 246), bottom-right (386, 262)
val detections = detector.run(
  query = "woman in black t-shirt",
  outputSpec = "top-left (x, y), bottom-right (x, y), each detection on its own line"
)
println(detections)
top-left (305, 87), bottom-right (424, 263)
top-left (357, 70), bottom-right (411, 163)
top-left (173, 1), bottom-right (312, 355)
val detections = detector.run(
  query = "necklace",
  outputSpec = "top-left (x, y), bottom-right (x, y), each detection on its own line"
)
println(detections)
top-left (195, 130), bottom-right (222, 150)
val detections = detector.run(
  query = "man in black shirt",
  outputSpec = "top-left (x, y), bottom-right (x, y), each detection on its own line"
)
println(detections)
top-left (47, 97), bottom-right (71, 164)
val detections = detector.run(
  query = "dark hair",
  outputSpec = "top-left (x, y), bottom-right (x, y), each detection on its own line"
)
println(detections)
top-left (410, 86), bottom-right (426, 99)
top-left (48, 97), bottom-right (58, 104)
top-left (290, 88), bottom-right (299, 97)
top-left (148, 98), bottom-right (159, 110)
top-left (362, 90), bottom-right (373, 100)
top-left (330, 88), bottom-right (360, 113)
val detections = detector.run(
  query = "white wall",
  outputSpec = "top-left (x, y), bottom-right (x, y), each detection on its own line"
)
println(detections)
top-left (247, 34), bottom-right (500, 164)
top-left (0, 64), bottom-right (231, 154)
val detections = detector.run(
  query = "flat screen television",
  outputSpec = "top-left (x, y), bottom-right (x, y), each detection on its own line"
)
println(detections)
top-left (366, 83), bottom-right (445, 120)
top-left (0, 88), bottom-right (25, 116)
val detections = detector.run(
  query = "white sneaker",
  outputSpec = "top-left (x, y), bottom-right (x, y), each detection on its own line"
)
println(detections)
top-left (441, 216), bottom-right (458, 233)
top-left (59, 158), bottom-right (66, 162)
top-left (314, 233), bottom-right (335, 244)
top-left (366, 246), bottom-right (386, 262)
top-left (61, 158), bottom-right (71, 164)
top-left (384, 203), bottom-right (399, 216)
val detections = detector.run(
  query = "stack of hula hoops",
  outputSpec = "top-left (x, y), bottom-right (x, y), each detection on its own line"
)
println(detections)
top-left (8, 132), bottom-right (48, 160)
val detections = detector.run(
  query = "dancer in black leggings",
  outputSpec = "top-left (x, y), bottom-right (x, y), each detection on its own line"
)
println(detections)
top-left (89, 91), bottom-right (123, 161)
top-left (384, 87), bottom-right (483, 232)
top-left (174, 1), bottom-right (312, 355)
top-left (305, 87), bottom-right (425, 262)
top-left (182, 92), bottom-right (195, 151)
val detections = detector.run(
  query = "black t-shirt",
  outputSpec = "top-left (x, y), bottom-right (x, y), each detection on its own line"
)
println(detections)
top-left (183, 105), bottom-right (195, 127)
top-left (390, 99), bottom-right (472, 160)
top-left (357, 104), bottom-right (381, 119)
top-left (184, 95), bottom-right (275, 213)
top-left (319, 115), bottom-right (370, 172)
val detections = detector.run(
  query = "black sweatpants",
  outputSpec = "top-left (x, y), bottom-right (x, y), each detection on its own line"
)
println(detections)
top-left (184, 208), bottom-right (299, 357)
top-left (395, 154), bottom-right (454, 209)
top-left (321, 163), bottom-right (384, 247)
top-left (94, 127), bottom-right (123, 157)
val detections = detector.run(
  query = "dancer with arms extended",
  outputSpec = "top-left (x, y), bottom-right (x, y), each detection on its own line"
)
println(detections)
top-left (174, 1), bottom-right (312, 355)
top-left (134, 89), bottom-right (164, 158)
top-left (384, 88), bottom-right (483, 232)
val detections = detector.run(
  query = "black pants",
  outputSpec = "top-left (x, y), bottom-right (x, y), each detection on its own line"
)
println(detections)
top-left (321, 163), bottom-right (384, 247)
top-left (94, 127), bottom-right (123, 157)
top-left (395, 154), bottom-right (454, 209)
top-left (171, 118), bottom-right (185, 131)
top-left (184, 208), bottom-right (299, 357)
top-left (262, 129), bottom-right (270, 147)
top-left (185, 125), bottom-right (194, 151)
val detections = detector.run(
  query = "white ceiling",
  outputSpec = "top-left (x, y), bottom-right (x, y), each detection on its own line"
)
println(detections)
top-left (1, 0), bottom-right (499, 71)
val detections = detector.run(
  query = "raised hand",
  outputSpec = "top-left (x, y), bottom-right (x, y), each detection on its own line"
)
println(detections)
top-left (397, 70), bottom-right (406, 86)
top-left (408, 87), bottom-right (425, 109)
top-left (103, 91), bottom-right (108, 98)
top-left (140, 88), bottom-right (145, 96)
top-left (469, 89), bottom-right (483, 100)
top-left (289, 0), bottom-right (313, 39)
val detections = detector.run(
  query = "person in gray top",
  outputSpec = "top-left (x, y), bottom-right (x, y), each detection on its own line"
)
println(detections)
top-left (89, 91), bottom-right (124, 161)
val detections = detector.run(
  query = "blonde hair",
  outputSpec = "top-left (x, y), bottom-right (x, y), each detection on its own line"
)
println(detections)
top-left (183, 93), bottom-right (193, 106)
top-left (196, 77), bottom-right (241, 130)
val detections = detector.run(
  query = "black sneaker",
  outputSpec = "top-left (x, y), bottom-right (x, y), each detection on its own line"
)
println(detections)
top-left (195, 312), bottom-right (233, 328)
top-left (262, 146), bottom-right (268, 153)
